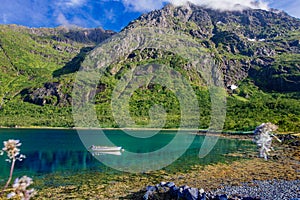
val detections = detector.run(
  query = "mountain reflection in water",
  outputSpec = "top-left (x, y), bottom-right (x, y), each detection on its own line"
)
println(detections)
top-left (0, 129), bottom-right (255, 178)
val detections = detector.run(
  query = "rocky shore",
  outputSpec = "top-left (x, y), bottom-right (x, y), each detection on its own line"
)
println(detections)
top-left (33, 134), bottom-right (299, 199)
top-left (143, 179), bottom-right (299, 200)
top-left (212, 179), bottom-right (300, 200)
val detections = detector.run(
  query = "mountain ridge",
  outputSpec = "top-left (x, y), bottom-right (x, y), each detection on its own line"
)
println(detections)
top-left (0, 4), bottom-right (299, 131)
top-left (123, 4), bottom-right (300, 90)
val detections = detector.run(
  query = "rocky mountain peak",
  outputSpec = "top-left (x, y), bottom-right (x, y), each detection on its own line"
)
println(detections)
top-left (125, 3), bottom-right (300, 39)
top-left (122, 3), bottom-right (300, 91)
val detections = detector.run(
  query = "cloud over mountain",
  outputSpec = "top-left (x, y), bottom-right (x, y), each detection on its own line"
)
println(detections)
top-left (170, 0), bottom-right (269, 11)
top-left (0, 0), bottom-right (297, 31)
top-left (120, 0), bottom-right (269, 12)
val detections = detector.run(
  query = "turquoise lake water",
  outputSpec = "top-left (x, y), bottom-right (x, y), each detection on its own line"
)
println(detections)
top-left (0, 128), bottom-right (256, 180)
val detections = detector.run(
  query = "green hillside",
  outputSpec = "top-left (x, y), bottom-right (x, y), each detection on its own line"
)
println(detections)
top-left (0, 4), bottom-right (299, 132)
top-left (0, 25), bottom-right (113, 127)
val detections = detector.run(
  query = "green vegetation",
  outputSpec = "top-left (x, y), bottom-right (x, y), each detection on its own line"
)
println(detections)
top-left (0, 23), bottom-right (299, 133)
top-left (0, 25), bottom-right (91, 127)
top-left (0, 25), bottom-right (85, 103)
top-left (226, 81), bottom-right (300, 132)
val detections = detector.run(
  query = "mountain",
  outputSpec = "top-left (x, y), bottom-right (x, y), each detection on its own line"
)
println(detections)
top-left (0, 25), bottom-right (115, 126)
top-left (0, 4), bottom-right (299, 131)
top-left (125, 4), bottom-right (300, 91)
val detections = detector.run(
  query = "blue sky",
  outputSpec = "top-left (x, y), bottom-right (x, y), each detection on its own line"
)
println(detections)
top-left (0, 0), bottom-right (299, 32)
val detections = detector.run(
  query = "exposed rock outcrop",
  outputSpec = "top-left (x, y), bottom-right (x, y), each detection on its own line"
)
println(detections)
top-left (21, 82), bottom-right (71, 106)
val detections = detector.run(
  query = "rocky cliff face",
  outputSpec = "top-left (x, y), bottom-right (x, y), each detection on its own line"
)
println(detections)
top-left (126, 4), bottom-right (300, 38)
top-left (124, 4), bottom-right (300, 91)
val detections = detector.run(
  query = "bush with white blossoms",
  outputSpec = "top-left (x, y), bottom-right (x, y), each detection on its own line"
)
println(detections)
top-left (253, 123), bottom-right (281, 160)
top-left (0, 139), bottom-right (36, 199)
top-left (7, 176), bottom-right (36, 200)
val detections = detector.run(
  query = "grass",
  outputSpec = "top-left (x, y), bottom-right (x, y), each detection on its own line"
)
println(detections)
top-left (0, 25), bottom-right (299, 133)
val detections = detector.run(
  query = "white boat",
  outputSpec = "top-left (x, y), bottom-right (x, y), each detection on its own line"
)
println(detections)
top-left (92, 151), bottom-right (122, 156)
top-left (90, 145), bottom-right (123, 152)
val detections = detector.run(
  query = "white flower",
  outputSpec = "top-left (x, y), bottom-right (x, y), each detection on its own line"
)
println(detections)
top-left (13, 176), bottom-right (33, 189)
top-left (3, 139), bottom-right (21, 151)
top-left (17, 154), bottom-right (26, 161)
top-left (253, 123), bottom-right (279, 160)
top-left (2, 139), bottom-right (25, 161)
top-left (10, 176), bottom-right (36, 200)
top-left (7, 192), bottom-right (16, 199)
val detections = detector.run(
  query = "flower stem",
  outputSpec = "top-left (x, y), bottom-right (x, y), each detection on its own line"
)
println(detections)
top-left (0, 158), bottom-right (16, 197)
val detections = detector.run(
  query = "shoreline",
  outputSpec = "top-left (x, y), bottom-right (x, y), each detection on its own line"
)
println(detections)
top-left (0, 126), bottom-right (298, 137)
top-left (34, 144), bottom-right (300, 199)
top-left (1, 126), bottom-right (298, 199)
top-left (0, 126), bottom-right (200, 131)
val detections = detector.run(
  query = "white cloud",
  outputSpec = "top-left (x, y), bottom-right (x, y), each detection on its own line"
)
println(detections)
top-left (120, 0), bottom-right (269, 12)
top-left (57, 13), bottom-right (71, 26)
top-left (268, 0), bottom-right (300, 18)
top-left (2, 14), bottom-right (7, 23)
top-left (104, 9), bottom-right (117, 22)
top-left (65, 0), bottom-right (86, 7)
top-left (54, 0), bottom-right (103, 28)
top-left (121, 0), bottom-right (165, 12)
top-left (170, 0), bottom-right (269, 11)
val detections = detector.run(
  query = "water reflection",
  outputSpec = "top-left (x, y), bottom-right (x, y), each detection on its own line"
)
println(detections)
top-left (1, 151), bottom-right (99, 178)
top-left (0, 129), bottom-right (256, 179)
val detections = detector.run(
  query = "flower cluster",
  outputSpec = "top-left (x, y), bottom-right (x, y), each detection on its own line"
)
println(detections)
top-left (1, 139), bottom-right (36, 199)
top-left (7, 176), bottom-right (36, 200)
top-left (2, 139), bottom-right (25, 162)
top-left (253, 122), bottom-right (279, 160)
top-left (254, 122), bottom-right (278, 136)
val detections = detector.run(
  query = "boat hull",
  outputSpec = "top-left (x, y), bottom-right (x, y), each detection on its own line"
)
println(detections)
top-left (90, 146), bottom-right (122, 152)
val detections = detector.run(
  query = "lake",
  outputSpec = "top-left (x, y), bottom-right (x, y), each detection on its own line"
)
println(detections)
top-left (0, 128), bottom-right (256, 181)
